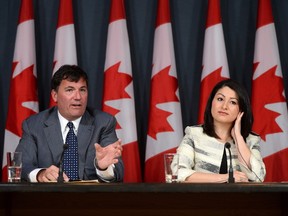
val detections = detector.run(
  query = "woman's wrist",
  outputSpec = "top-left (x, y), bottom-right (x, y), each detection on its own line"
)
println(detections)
top-left (218, 174), bottom-right (229, 183)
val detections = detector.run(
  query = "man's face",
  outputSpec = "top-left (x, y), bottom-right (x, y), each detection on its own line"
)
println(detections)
top-left (51, 78), bottom-right (88, 121)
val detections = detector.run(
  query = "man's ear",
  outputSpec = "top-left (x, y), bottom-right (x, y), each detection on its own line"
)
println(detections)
top-left (51, 90), bottom-right (57, 103)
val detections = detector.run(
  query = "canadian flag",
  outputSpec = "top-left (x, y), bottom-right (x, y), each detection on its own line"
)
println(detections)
top-left (252, 0), bottom-right (288, 182)
top-left (102, 0), bottom-right (141, 182)
top-left (198, 0), bottom-right (229, 124)
top-left (144, 0), bottom-right (183, 182)
top-left (2, 0), bottom-right (38, 181)
top-left (49, 0), bottom-right (77, 107)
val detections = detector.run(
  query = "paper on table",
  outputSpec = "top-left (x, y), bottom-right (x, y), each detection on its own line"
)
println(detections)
top-left (66, 179), bottom-right (99, 183)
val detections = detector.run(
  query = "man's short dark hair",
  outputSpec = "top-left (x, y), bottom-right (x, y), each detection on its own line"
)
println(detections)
top-left (51, 65), bottom-right (88, 91)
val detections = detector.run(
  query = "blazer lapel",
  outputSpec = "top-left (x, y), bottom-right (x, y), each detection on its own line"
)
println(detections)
top-left (44, 108), bottom-right (64, 165)
top-left (77, 110), bottom-right (95, 178)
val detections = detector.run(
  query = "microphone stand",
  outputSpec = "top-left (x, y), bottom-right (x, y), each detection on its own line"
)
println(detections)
top-left (57, 144), bottom-right (68, 183)
top-left (225, 142), bottom-right (235, 183)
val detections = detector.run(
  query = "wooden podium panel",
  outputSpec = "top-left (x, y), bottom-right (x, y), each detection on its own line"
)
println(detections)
top-left (0, 183), bottom-right (288, 216)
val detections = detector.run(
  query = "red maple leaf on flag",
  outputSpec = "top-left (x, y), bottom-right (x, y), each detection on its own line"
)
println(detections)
top-left (148, 65), bottom-right (179, 139)
top-left (200, 67), bottom-right (227, 102)
top-left (6, 63), bottom-right (38, 137)
top-left (103, 61), bottom-right (132, 129)
top-left (198, 67), bottom-right (227, 123)
top-left (252, 63), bottom-right (286, 141)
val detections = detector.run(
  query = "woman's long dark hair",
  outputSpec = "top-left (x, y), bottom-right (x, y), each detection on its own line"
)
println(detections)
top-left (202, 79), bottom-right (253, 139)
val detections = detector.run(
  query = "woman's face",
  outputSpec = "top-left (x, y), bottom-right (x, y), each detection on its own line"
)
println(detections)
top-left (211, 86), bottom-right (240, 125)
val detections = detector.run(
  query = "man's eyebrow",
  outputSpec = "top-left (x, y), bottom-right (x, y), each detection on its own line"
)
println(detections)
top-left (64, 86), bottom-right (75, 89)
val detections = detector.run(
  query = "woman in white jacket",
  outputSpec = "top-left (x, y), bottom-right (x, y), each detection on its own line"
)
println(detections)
top-left (174, 79), bottom-right (266, 183)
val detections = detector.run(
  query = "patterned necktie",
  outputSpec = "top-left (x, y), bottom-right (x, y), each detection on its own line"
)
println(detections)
top-left (63, 122), bottom-right (79, 180)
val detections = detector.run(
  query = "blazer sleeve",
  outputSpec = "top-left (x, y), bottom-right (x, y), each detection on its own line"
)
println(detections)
top-left (93, 110), bottom-right (124, 182)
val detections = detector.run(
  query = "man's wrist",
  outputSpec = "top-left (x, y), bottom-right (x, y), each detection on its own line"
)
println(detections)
top-left (94, 158), bottom-right (108, 171)
top-left (36, 169), bottom-right (46, 182)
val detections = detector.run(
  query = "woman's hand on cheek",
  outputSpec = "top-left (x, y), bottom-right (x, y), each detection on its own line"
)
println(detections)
top-left (231, 112), bottom-right (244, 139)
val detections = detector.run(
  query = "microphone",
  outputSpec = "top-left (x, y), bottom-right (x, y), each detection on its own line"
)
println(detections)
top-left (225, 142), bottom-right (235, 183)
top-left (57, 144), bottom-right (68, 183)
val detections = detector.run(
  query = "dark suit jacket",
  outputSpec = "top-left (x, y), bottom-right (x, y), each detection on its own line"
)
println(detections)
top-left (16, 107), bottom-right (124, 182)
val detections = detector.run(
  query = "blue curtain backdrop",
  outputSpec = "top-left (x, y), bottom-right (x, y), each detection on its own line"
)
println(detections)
top-left (1, 0), bottom-right (288, 178)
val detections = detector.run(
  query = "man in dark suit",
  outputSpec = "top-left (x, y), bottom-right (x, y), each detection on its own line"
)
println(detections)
top-left (16, 65), bottom-right (124, 182)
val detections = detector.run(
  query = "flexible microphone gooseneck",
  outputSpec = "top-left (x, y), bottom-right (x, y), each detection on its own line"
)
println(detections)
top-left (57, 144), bottom-right (69, 183)
top-left (225, 142), bottom-right (235, 183)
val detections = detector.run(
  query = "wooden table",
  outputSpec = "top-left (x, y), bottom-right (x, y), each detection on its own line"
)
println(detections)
top-left (1, 182), bottom-right (288, 215)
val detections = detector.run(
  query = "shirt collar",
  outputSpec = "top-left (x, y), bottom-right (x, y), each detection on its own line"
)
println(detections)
top-left (57, 111), bottom-right (82, 134)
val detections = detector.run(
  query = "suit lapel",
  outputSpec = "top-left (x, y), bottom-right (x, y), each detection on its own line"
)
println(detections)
top-left (44, 108), bottom-right (63, 165)
top-left (77, 111), bottom-right (95, 178)
top-left (78, 110), bottom-right (95, 153)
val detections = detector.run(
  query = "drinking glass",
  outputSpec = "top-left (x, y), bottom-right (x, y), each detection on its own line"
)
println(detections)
top-left (164, 153), bottom-right (179, 183)
top-left (7, 152), bottom-right (22, 183)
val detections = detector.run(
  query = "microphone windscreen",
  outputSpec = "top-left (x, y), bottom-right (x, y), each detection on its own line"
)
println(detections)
top-left (225, 142), bottom-right (231, 149)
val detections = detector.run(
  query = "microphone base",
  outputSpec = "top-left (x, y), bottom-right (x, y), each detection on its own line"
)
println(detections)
top-left (228, 171), bottom-right (235, 183)
top-left (228, 178), bottom-right (235, 183)
top-left (57, 177), bottom-right (64, 183)
top-left (57, 170), bottom-right (64, 183)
